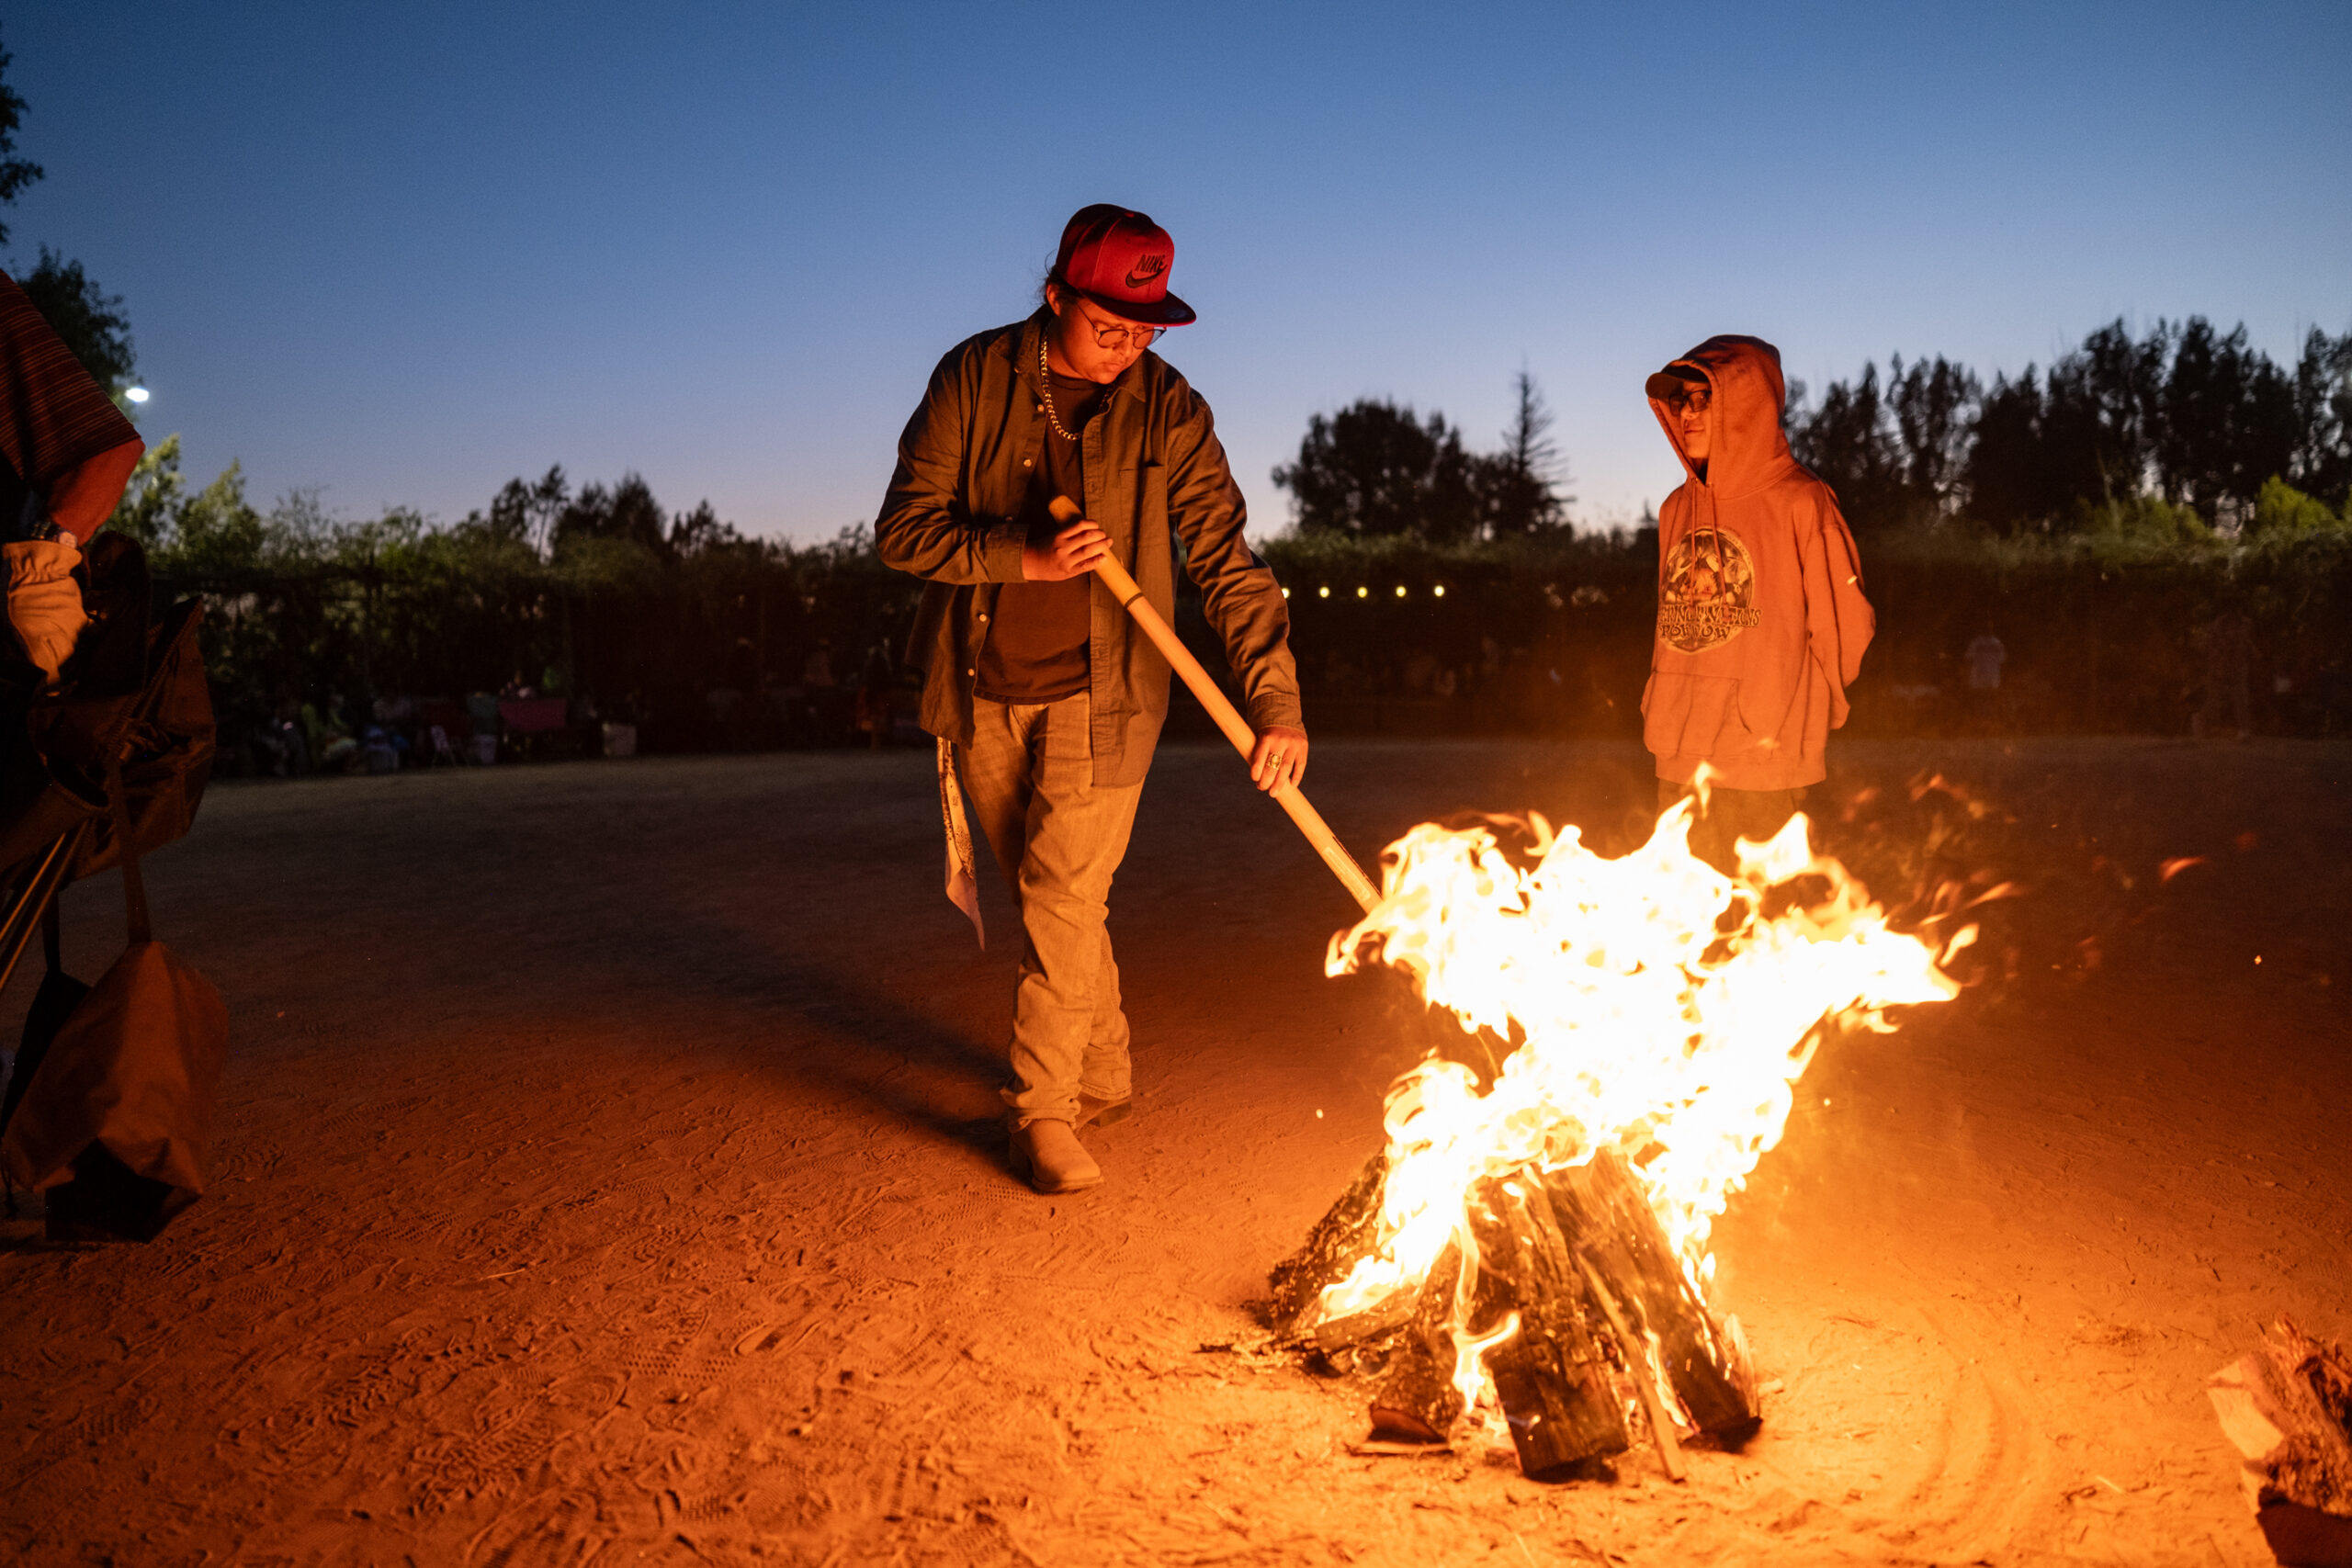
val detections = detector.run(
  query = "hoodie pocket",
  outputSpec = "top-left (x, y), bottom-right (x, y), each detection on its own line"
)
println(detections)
top-left (1642, 671), bottom-right (1750, 759)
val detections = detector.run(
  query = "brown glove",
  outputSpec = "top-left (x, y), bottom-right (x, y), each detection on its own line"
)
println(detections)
top-left (6, 538), bottom-right (87, 684)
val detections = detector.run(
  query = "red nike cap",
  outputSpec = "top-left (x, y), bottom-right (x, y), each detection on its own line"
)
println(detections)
top-left (1054, 204), bottom-right (1196, 327)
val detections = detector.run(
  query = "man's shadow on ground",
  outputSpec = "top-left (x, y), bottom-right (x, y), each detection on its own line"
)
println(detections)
top-left (628, 908), bottom-right (1016, 1160)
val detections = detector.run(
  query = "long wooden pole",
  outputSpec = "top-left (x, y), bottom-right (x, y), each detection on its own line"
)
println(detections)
top-left (0, 826), bottom-right (85, 1001)
top-left (1048, 497), bottom-right (1379, 913)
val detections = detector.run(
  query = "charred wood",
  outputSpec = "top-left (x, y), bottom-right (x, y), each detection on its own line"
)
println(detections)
top-left (1575, 1248), bottom-right (1688, 1483)
top-left (1466, 1172), bottom-right (1631, 1480)
top-left (1548, 1150), bottom-right (1761, 1443)
top-left (1269, 1151), bottom-right (1390, 1337)
top-left (1368, 1242), bottom-right (1465, 1443)
top-left (1309, 1291), bottom-right (1417, 1354)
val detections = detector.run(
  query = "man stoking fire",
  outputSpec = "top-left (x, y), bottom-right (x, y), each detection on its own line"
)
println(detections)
top-left (876, 205), bottom-right (1308, 1197)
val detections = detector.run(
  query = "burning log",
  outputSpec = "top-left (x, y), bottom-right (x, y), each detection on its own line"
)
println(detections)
top-left (1268, 1152), bottom-right (1391, 1342)
top-left (1549, 1151), bottom-right (1759, 1443)
top-left (1368, 1241), bottom-right (1467, 1442)
top-left (1464, 1173), bottom-right (1630, 1478)
top-left (2208, 1318), bottom-right (2352, 1568)
top-left (1269, 1147), bottom-right (1764, 1476)
top-left (1307, 1291), bottom-right (1416, 1355)
top-left (1571, 1248), bottom-right (1687, 1483)
top-left (1271, 801), bottom-right (1956, 1480)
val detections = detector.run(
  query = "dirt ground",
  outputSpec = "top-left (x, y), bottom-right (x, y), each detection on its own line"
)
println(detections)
top-left (0, 736), bottom-right (2346, 1568)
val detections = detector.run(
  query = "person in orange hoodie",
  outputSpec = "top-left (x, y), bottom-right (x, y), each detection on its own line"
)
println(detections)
top-left (1642, 335), bottom-right (1872, 869)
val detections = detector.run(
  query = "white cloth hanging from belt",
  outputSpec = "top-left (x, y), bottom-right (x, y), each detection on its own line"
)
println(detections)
top-left (936, 738), bottom-right (985, 948)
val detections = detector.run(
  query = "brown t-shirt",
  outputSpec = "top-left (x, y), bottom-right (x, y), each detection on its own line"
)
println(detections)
top-left (975, 370), bottom-right (1104, 704)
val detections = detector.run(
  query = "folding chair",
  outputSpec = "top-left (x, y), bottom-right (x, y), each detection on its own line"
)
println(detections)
top-left (0, 535), bottom-right (217, 1229)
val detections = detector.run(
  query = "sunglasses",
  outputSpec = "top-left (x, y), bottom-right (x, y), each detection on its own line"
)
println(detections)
top-left (1663, 386), bottom-right (1713, 414)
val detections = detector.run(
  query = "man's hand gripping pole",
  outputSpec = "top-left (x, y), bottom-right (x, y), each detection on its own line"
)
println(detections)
top-left (1048, 496), bottom-right (1379, 913)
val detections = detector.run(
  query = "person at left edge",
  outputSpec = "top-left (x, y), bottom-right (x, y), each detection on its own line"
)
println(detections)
top-left (0, 268), bottom-right (144, 688)
top-left (876, 204), bottom-right (1306, 1197)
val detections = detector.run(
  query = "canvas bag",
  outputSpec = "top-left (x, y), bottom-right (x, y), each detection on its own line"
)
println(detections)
top-left (0, 752), bottom-right (227, 1240)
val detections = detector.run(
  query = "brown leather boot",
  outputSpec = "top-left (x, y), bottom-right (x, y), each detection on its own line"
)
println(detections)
top-left (1009, 1118), bottom-right (1102, 1195)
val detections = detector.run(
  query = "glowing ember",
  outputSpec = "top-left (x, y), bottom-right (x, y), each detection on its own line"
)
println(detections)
top-left (1315, 795), bottom-right (1965, 1409)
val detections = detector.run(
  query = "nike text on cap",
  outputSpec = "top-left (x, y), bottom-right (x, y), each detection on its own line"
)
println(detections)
top-left (1054, 203), bottom-right (1197, 327)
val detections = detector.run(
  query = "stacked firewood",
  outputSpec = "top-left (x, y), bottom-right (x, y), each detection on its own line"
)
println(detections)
top-left (1270, 1149), bottom-right (1761, 1482)
top-left (2209, 1319), bottom-right (2352, 1567)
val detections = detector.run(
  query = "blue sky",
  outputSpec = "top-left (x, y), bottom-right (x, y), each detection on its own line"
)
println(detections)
top-left (7, 1), bottom-right (2347, 540)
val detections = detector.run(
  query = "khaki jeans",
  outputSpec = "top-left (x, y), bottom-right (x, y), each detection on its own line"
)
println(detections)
top-left (960, 693), bottom-right (1144, 1126)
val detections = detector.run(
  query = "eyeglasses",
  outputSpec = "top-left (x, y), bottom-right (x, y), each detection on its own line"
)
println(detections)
top-left (1080, 309), bottom-right (1165, 353)
top-left (1664, 386), bottom-right (1712, 414)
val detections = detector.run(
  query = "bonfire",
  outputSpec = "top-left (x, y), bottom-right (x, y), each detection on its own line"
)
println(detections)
top-left (1269, 795), bottom-right (1967, 1481)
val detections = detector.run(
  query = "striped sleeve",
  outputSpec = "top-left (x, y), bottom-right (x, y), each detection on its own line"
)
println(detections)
top-left (0, 269), bottom-right (140, 493)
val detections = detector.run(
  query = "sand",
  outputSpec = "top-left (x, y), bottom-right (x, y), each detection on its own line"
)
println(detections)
top-left (0, 736), bottom-right (2346, 1567)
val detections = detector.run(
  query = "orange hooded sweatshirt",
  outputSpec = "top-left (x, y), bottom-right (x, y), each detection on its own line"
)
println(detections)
top-left (1642, 335), bottom-right (1873, 790)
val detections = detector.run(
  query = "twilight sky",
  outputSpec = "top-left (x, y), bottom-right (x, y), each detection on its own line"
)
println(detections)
top-left (6, 1), bottom-right (2347, 542)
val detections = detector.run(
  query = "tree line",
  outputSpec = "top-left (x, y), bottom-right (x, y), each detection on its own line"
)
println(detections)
top-left (107, 441), bottom-right (918, 765)
top-left (1273, 370), bottom-right (1573, 540)
top-left (1789, 319), bottom-right (2352, 535)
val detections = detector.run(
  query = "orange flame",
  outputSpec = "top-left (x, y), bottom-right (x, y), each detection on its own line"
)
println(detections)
top-left (1316, 798), bottom-right (1962, 1408)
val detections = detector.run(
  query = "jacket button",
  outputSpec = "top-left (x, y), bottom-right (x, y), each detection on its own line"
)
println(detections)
top-left (978, 612), bottom-right (989, 622)
top-left (965, 668), bottom-right (975, 677)
top-left (1023, 457), bottom-right (1033, 468)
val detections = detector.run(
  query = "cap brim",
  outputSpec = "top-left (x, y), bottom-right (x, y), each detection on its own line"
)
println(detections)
top-left (1077, 287), bottom-right (1196, 327)
top-left (1645, 365), bottom-right (1709, 402)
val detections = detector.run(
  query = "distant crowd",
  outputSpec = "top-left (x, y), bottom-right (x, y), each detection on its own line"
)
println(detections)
top-left (231, 640), bottom-right (922, 779)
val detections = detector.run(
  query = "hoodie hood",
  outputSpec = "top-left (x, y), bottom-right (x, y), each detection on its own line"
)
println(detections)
top-left (1647, 334), bottom-right (1799, 501)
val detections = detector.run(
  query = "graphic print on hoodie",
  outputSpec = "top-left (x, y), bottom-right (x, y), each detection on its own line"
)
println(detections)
top-left (1658, 525), bottom-right (1759, 652)
top-left (1643, 335), bottom-right (1874, 790)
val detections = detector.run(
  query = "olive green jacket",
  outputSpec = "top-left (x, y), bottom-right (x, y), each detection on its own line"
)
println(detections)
top-left (876, 310), bottom-right (1302, 788)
